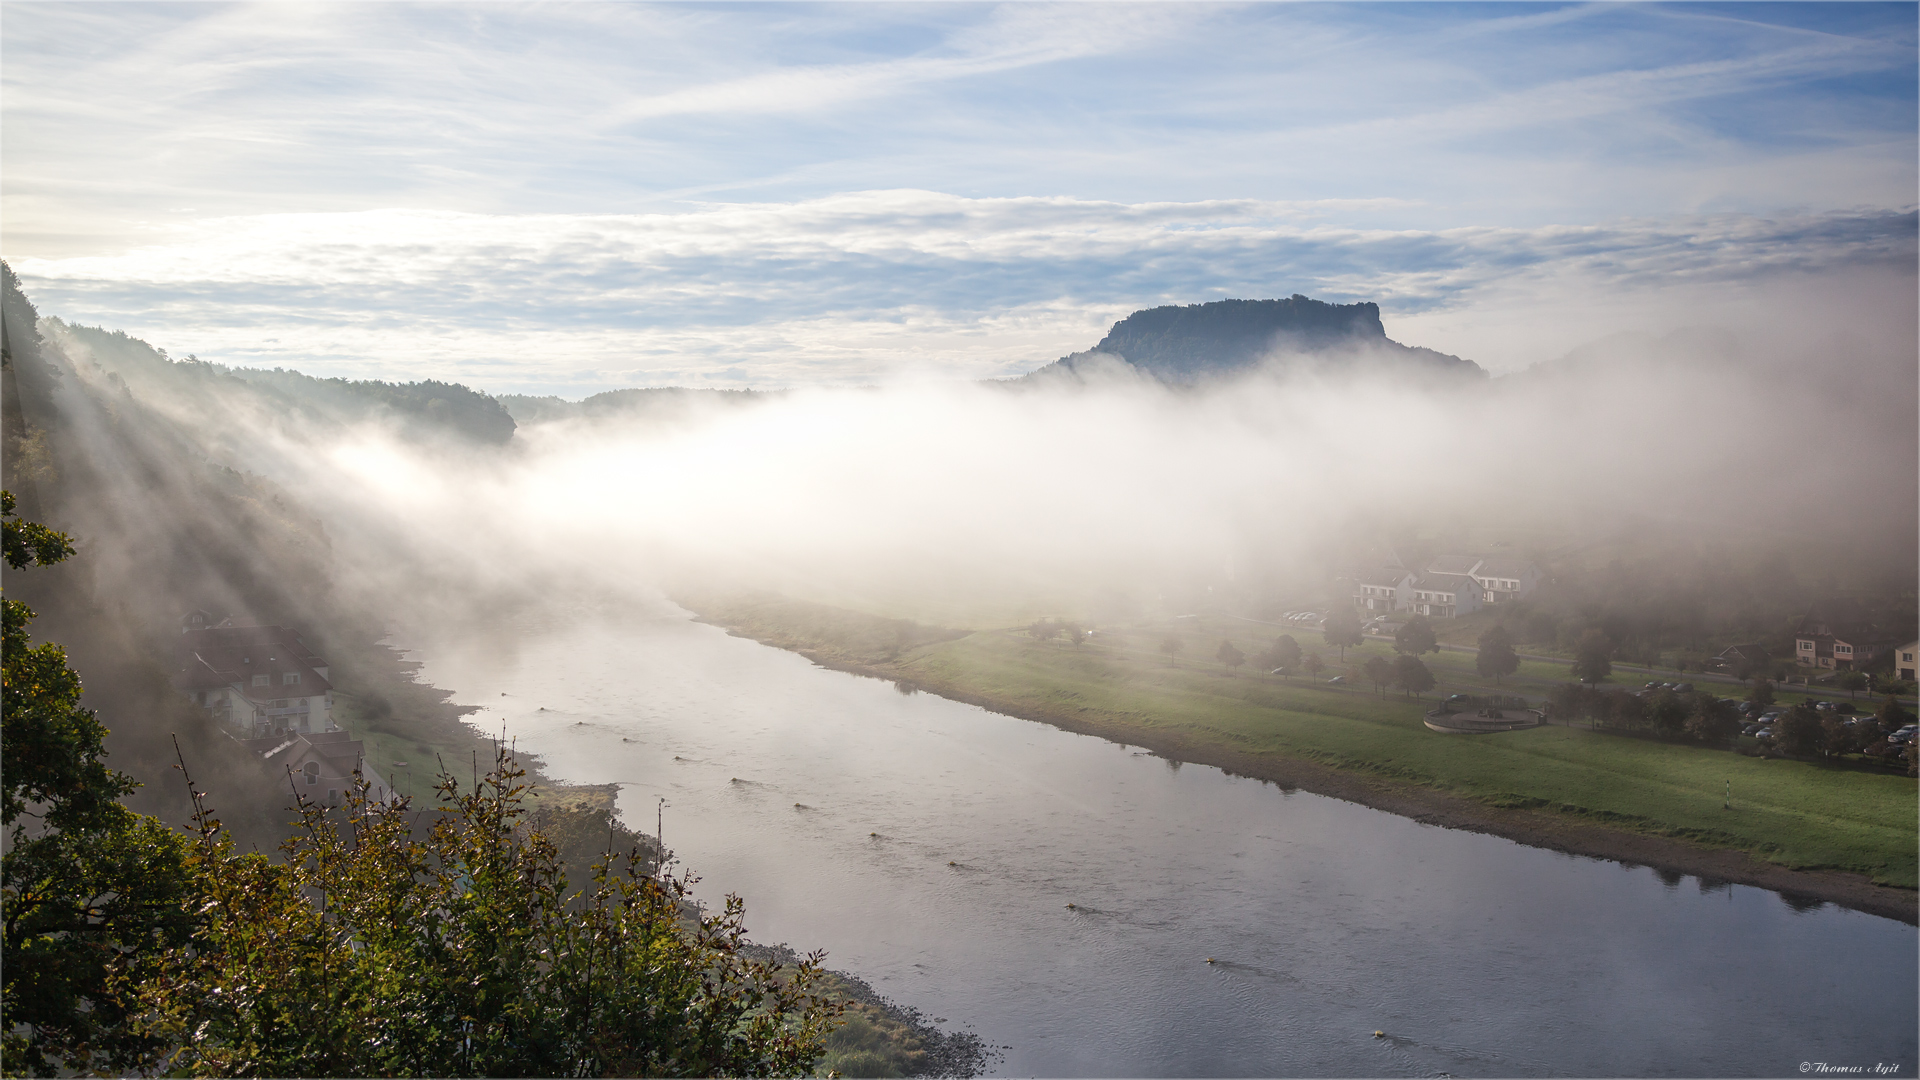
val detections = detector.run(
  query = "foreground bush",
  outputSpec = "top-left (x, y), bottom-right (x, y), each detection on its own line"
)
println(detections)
top-left (130, 750), bottom-right (841, 1078)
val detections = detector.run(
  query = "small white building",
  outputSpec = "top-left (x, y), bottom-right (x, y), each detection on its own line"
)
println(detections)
top-left (174, 620), bottom-right (336, 738)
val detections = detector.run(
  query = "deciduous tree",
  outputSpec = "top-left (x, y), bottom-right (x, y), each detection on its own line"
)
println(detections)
top-left (1363, 655), bottom-right (1393, 697)
top-left (1392, 654), bottom-right (1435, 698)
top-left (1475, 624), bottom-right (1519, 684)
top-left (1394, 615), bottom-right (1438, 657)
top-left (3, 491), bottom-right (198, 1075)
top-left (1216, 640), bottom-right (1244, 675)
top-left (1322, 610), bottom-right (1363, 661)
top-left (1159, 635), bottom-right (1184, 667)
top-left (1774, 703), bottom-right (1823, 758)
top-left (1570, 629), bottom-right (1614, 684)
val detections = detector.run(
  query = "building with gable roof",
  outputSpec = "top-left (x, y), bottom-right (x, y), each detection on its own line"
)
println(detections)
top-left (238, 729), bottom-right (394, 807)
top-left (173, 619), bottom-right (336, 738)
top-left (1349, 553), bottom-right (1541, 618)
top-left (1791, 603), bottom-right (1897, 672)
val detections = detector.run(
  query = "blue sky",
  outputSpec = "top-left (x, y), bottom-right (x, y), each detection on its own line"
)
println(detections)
top-left (5, 2), bottom-right (1915, 392)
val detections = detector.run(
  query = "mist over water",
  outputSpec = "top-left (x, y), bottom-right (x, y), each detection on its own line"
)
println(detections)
top-left (398, 600), bottom-right (1917, 1078)
top-left (21, 288), bottom-right (1920, 1077)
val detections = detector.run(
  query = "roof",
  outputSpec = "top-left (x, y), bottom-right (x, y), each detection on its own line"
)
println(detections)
top-left (1354, 567), bottom-right (1412, 588)
top-left (1472, 556), bottom-right (1537, 578)
top-left (172, 623), bottom-right (332, 698)
top-left (1426, 554), bottom-right (1481, 576)
top-left (1412, 572), bottom-right (1476, 595)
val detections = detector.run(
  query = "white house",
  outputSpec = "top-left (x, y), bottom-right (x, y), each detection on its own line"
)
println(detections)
top-left (1897, 642), bottom-right (1918, 682)
top-left (174, 620), bottom-right (336, 738)
top-left (1354, 567), bottom-right (1416, 612)
top-left (1350, 553), bottom-right (1539, 617)
top-left (1408, 572), bottom-right (1482, 619)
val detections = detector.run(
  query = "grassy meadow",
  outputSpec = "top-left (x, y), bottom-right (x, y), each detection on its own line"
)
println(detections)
top-left (891, 624), bottom-right (1918, 888)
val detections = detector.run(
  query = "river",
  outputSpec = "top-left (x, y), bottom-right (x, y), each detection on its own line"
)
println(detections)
top-left (396, 601), bottom-right (1917, 1077)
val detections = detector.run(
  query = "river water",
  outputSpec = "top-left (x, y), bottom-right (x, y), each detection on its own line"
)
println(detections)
top-left (398, 602), bottom-right (1917, 1078)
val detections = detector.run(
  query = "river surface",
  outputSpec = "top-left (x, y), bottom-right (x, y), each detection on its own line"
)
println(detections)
top-left (395, 602), bottom-right (1917, 1078)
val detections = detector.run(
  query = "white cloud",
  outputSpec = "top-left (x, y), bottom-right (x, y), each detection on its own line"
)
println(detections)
top-left (13, 195), bottom-right (1913, 392)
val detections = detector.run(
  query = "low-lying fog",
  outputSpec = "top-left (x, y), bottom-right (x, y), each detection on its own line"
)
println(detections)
top-left (38, 288), bottom-right (1917, 631)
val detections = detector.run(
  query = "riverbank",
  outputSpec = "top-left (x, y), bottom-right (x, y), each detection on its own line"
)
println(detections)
top-left (680, 592), bottom-right (1917, 925)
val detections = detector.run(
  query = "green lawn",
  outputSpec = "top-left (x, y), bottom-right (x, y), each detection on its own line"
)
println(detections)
top-left (897, 627), bottom-right (1919, 888)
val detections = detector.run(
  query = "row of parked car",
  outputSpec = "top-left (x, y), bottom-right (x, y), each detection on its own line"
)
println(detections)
top-left (1281, 610), bottom-right (1322, 624)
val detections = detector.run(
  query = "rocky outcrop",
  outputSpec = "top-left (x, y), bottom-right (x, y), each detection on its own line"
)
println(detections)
top-left (1024, 295), bottom-right (1483, 383)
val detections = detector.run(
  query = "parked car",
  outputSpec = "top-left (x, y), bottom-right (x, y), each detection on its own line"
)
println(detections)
top-left (1644, 681), bottom-right (1662, 689)
top-left (1755, 727), bottom-right (1775, 740)
top-left (1326, 675), bottom-right (1346, 685)
top-left (1674, 683), bottom-right (1694, 693)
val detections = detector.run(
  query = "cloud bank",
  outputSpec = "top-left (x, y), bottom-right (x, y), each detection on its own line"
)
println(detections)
top-left (14, 197), bottom-right (1915, 393)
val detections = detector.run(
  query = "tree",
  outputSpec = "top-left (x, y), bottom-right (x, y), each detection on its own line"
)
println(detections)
top-left (1392, 654), bottom-right (1435, 699)
top-left (1268, 635), bottom-right (1302, 677)
top-left (1570, 629), bottom-right (1614, 684)
top-left (1394, 615), bottom-right (1438, 656)
top-left (1302, 651), bottom-right (1325, 681)
top-left (1876, 695), bottom-right (1915, 730)
top-left (1610, 691), bottom-right (1649, 731)
top-left (1063, 622), bottom-right (1086, 648)
top-left (1027, 620), bottom-right (1059, 643)
top-left (1646, 688), bottom-right (1687, 736)
top-left (1747, 680), bottom-right (1776, 709)
top-left (1820, 714), bottom-right (1856, 758)
top-left (134, 749), bottom-right (842, 1077)
top-left (1159, 634), bottom-right (1184, 667)
top-left (1684, 695), bottom-right (1741, 745)
top-left (1363, 655), bottom-right (1393, 697)
top-left (1774, 703), bottom-right (1823, 758)
top-left (1322, 610), bottom-right (1363, 661)
top-left (3, 491), bottom-right (199, 1074)
top-left (1215, 640), bottom-right (1245, 675)
top-left (1837, 671), bottom-right (1868, 698)
top-left (1475, 624), bottom-right (1519, 684)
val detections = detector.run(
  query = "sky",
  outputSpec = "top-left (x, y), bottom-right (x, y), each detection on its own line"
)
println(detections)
top-left (4, 1), bottom-right (1915, 395)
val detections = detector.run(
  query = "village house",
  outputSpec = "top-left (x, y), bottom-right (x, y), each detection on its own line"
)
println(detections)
top-left (1791, 605), bottom-right (1895, 672)
top-left (1350, 553), bottom-right (1540, 618)
top-left (1408, 572), bottom-right (1481, 619)
top-left (173, 616), bottom-right (336, 738)
top-left (235, 729), bottom-right (394, 807)
top-left (1897, 642), bottom-right (1918, 682)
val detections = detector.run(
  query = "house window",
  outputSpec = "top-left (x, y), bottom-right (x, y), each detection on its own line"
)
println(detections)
top-left (1798, 641), bottom-right (1813, 651)
top-left (252, 674), bottom-right (271, 686)
top-left (304, 762), bottom-right (320, 785)
top-left (283, 672), bottom-right (300, 685)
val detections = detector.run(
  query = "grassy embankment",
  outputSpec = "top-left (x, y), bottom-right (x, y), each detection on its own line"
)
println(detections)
top-left (688, 594), bottom-right (1918, 894)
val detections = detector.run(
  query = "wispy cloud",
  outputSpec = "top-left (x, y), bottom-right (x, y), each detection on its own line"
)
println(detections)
top-left (15, 195), bottom-right (1913, 392)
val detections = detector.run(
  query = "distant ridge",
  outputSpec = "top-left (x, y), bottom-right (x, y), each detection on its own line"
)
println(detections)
top-left (1025, 295), bottom-right (1483, 383)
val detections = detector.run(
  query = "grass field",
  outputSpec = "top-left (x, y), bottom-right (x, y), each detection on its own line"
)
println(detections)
top-left (892, 625), bottom-right (1919, 888)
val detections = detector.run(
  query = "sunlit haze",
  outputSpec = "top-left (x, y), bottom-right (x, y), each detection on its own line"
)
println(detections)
top-left (5, 2), bottom-right (1915, 391)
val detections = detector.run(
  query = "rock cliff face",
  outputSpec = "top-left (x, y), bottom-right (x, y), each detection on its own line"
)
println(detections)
top-left (1028, 295), bottom-right (1483, 383)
